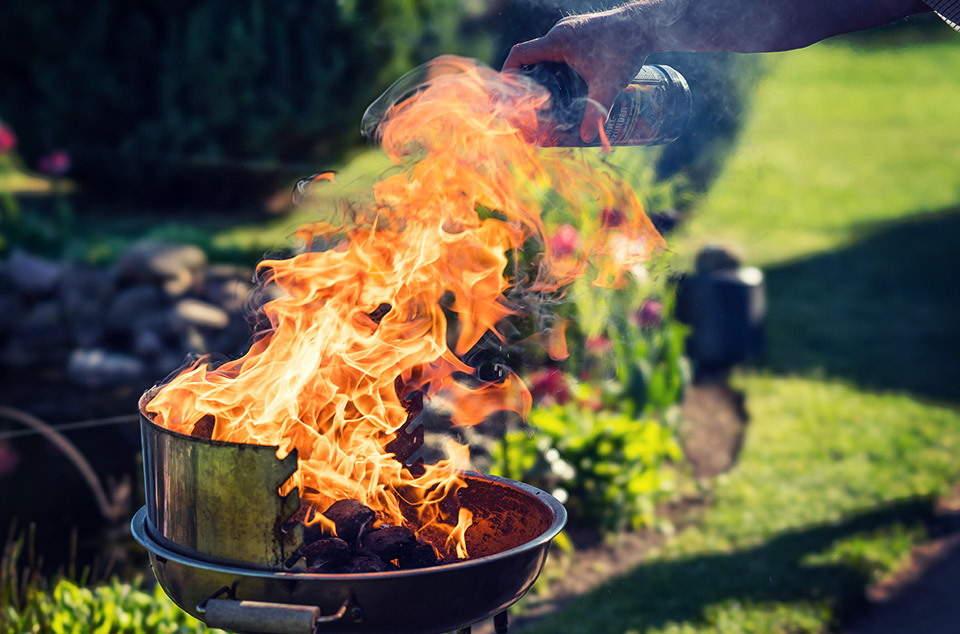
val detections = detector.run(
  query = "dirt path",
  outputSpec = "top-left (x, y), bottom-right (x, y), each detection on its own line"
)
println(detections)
top-left (842, 490), bottom-right (960, 634)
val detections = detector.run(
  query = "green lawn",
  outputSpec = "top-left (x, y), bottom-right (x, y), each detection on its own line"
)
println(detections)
top-left (522, 24), bottom-right (960, 634)
top-left (678, 39), bottom-right (960, 267)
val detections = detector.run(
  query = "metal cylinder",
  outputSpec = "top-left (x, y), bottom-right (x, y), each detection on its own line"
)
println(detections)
top-left (138, 390), bottom-right (304, 571)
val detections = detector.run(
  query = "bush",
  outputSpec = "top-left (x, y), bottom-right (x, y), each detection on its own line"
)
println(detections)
top-left (493, 248), bottom-right (690, 533)
top-left (0, 0), bottom-right (484, 204)
top-left (1, 577), bottom-right (211, 634)
top-left (493, 396), bottom-right (683, 533)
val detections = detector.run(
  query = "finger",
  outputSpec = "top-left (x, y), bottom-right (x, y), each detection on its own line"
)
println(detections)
top-left (579, 88), bottom-right (619, 143)
top-left (502, 39), bottom-right (560, 72)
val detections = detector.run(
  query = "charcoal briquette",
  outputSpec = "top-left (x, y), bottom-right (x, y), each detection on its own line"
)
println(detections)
top-left (306, 560), bottom-right (342, 574)
top-left (398, 542), bottom-right (439, 569)
top-left (322, 499), bottom-right (376, 544)
top-left (361, 525), bottom-right (417, 561)
top-left (344, 554), bottom-right (389, 573)
top-left (299, 537), bottom-right (350, 566)
top-left (191, 415), bottom-right (215, 439)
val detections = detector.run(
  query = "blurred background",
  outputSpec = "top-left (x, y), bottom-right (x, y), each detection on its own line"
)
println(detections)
top-left (1, 2), bottom-right (959, 632)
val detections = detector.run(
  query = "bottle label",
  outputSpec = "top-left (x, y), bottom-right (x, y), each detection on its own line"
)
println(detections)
top-left (602, 85), bottom-right (659, 145)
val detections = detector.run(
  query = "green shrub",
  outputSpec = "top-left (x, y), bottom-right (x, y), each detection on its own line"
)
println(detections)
top-left (0, 0), bottom-right (485, 202)
top-left (1, 577), bottom-right (213, 634)
top-left (493, 399), bottom-right (683, 533)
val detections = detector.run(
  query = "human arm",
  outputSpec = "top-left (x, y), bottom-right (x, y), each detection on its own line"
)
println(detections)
top-left (502, 0), bottom-right (932, 141)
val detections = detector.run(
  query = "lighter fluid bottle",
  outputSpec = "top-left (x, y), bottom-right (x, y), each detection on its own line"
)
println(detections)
top-left (522, 62), bottom-right (692, 147)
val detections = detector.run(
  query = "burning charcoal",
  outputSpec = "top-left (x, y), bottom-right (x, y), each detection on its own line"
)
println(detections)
top-left (368, 303), bottom-right (392, 324)
top-left (437, 555), bottom-right (464, 566)
top-left (298, 537), bottom-right (351, 568)
top-left (360, 525), bottom-right (417, 561)
top-left (191, 415), bottom-right (215, 439)
top-left (301, 519), bottom-right (326, 545)
top-left (284, 503), bottom-right (313, 532)
top-left (344, 554), bottom-right (389, 573)
top-left (397, 542), bottom-right (439, 569)
top-left (321, 499), bottom-right (376, 544)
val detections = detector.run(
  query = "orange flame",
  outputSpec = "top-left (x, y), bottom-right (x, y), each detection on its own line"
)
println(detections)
top-left (145, 55), bottom-right (664, 559)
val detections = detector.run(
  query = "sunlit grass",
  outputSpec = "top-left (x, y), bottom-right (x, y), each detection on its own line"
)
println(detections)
top-left (676, 40), bottom-right (960, 268)
top-left (524, 376), bottom-right (960, 634)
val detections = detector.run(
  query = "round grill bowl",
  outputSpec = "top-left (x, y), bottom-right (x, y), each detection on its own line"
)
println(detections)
top-left (132, 472), bottom-right (565, 634)
top-left (133, 405), bottom-right (566, 633)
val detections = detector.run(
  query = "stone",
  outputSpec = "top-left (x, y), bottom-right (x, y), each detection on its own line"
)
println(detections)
top-left (5, 301), bottom-right (69, 365)
top-left (106, 284), bottom-right (168, 334)
top-left (113, 241), bottom-right (206, 288)
top-left (205, 263), bottom-right (255, 284)
top-left (153, 352), bottom-right (190, 378)
top-left (133, 329), bottom-right (165, 358)
top-left (0, 289), bottom-right (26, 333)
top-left (161, 268), bottom-right (194, 298)
top-left (207, 316), bottom-right (251, 358)
top-left (7, 249), bottom-right (63, 297)
top-left (179, 326), bottom-right (208, 354)
top-left (203, 277), bottom-right (253, 313)
top-left (170, 299), bottom-right (230, 332)
top-left (59, 266), bottom-right (114, 347)
top-left (67, 348), bottom-right (146, 387)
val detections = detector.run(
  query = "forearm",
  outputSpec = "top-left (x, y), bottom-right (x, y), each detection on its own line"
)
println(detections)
top-left (614, 0), bottom-right (932, 56)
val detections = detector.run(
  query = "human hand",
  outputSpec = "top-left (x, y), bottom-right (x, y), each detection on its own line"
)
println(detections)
top-left (502, 9), bottom-right (651, 143)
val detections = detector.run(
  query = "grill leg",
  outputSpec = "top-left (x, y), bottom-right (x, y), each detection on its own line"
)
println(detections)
top-left (494, 610), bottom-right (509, 633)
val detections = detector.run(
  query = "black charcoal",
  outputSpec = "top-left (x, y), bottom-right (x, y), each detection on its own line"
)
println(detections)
top-left (299, 537), bottom-right (350, 567)
top-left (398, 542), bottom-right (439, 569)
top-left (361, 525), bottom-right (417, 561)
top-left (322, 499), bottom-right (376, 544)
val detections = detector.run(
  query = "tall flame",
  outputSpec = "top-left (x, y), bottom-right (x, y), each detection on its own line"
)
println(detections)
top-left (145, 56), bottom-right (664, 558)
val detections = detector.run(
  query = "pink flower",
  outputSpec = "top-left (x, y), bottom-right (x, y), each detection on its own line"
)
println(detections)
top-left (600, 207), bottom-right (625, 228)
top-left (528, 368), bottom-right (571, 405)
top-left (549, 224), bottom-right (580, 258)
top-left (0, 122), bottom-right (16, 155)
top-left (585, 334), bottom-right (611, 354)
top-left (37, 149), bottom-right (71, 176)
top-left (0, 440), bottom-right (20, 479)
top-left (636, 300), bottom-right (663, 328)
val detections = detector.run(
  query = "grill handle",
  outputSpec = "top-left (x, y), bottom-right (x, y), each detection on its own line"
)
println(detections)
top-left (198, 594), bottom-right (350, 634)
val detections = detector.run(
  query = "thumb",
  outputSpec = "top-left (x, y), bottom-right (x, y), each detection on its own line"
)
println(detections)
top-left (579, 86), bottom-right (619, 144)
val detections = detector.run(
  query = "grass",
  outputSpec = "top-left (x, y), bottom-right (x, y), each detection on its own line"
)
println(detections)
top-left (677, 39), bottom-right (960, 267)
top-left (520, 21), bottom-right (960, 634)
top-left (526, 378), bottom-right (960, 634)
